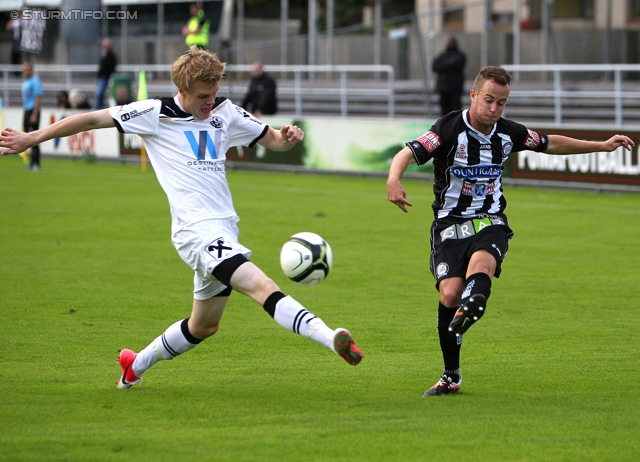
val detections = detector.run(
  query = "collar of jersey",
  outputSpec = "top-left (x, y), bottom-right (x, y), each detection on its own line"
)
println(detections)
top-left (463, 109), bottom-right (497, 139)
top-left (172, 94), bottom-right (229, 120)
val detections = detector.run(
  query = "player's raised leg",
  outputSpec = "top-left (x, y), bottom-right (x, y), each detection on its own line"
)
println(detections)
top-left (228, 259), bottom-right (363, 365)
top-left (448, 251), bottom-right (495, 337)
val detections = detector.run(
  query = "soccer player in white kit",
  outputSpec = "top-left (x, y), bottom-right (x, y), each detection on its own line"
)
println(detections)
top-left (0, 46), bottom-right (363, 389)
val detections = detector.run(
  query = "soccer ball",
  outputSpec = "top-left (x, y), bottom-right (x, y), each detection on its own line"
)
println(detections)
top-left (280, 232), bottom-right (333, 286)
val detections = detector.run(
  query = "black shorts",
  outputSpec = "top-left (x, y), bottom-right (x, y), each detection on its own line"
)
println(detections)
top-left (430, 217), bottom-right (513, 287)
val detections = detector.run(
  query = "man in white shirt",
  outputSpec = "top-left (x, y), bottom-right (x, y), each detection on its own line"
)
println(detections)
top-left (0, 46), bottom-right (363, 389)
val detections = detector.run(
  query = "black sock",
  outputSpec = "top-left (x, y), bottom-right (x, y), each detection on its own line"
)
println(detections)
top-left (460, 272), bottom-right (492, 305)
top-left (180, 317), bottom-right (203, 344)
top-left (444, 368), bottom-right (461, 383)
top-left (263, 291), bottom-right (286, 318)
top-left (437, 302), bottom-right (461, 371)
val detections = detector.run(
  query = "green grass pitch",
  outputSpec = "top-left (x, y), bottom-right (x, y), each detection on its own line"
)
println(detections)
top-left (1, 157), bottom-right (639, 461)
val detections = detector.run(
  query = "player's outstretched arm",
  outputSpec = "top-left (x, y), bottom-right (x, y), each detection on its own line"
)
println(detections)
top-left (0, 109), bottom-right (115, 156)
top-left (545, 134), bottom-right (635, 155)
top-left (387, 146), bottom-right (415, 213)
top-left (258, 124), bottom-right (304, 152)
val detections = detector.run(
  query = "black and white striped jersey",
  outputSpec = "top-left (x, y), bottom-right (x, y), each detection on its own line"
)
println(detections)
top-left (407, 109), bottom-right (549, 220)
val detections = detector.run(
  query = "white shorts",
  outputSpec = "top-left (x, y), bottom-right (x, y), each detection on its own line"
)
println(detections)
top-left (172, 218), bottom-right (252, 300)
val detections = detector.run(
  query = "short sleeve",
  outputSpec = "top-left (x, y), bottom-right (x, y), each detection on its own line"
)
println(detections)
top-left (227, 103), bottom-right (269, 148)
top-left (34, 79), bottom-right (43, 97)
top-left (109, 100), bottom-right (162, 136)
top-left (406, 130), bottom-right (441, 165)
top-left (506, 119), bottom-right (549, 152)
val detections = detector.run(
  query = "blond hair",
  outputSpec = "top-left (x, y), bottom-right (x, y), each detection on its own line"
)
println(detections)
top-left (171, 46), bottom-right (225, 92)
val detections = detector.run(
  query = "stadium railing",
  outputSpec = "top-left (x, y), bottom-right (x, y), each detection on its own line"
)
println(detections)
top-left (8, 63), bottom-right (640, 125)
top-left (0, 64), bottom-right (395, 119)
top-left (502, 64), bottom-right (640, 127)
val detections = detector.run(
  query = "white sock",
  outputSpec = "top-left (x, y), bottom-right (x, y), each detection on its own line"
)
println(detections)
top-left (274, 296), bottom-right (335, 350)
top-left (132, 319), bottom-right (200, 375)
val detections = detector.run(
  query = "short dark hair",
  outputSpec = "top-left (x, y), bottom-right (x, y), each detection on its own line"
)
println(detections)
top-left (473, 66), bottom-right (512, 91)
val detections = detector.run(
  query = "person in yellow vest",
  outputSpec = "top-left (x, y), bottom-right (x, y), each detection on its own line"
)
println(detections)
top-left (181, 3), bottom-right (210, 50)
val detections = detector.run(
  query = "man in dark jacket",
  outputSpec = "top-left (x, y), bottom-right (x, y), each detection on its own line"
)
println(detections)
top-left (242, 61), bottom-right (277, 117)
top-left (93, 37), bottom-right (117, 110)
top-left (432, 36), bottom-right (466, 116)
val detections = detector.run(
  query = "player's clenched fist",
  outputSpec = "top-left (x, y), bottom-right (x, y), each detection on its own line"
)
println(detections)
top-left (281, 124), bottom-right (304, 144)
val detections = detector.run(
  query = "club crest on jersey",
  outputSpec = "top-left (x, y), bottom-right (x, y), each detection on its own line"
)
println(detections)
top-left (210, 116), bottom-right (223, 128)
top-left (206, 237), bottom-right (234, 260)
top-left (502, 141), bottom-right (513, 159)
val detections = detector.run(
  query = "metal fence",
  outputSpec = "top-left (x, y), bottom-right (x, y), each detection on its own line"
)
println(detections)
top-left (0, 63), bottom-right (395, 119)
top-left (502, 64), bottom-right (640, 127)
top-left (11, 63), bottom-right (640, 125)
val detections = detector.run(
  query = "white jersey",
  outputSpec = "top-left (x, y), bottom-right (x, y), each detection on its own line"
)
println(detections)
top-left (109, 96), bottom-right (268, 230)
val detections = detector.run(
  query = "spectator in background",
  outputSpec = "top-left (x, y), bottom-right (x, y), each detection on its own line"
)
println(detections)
top-left (94, 37), bottom-right (117, 110)
top-left (56, 90), bottom-right (71, 109)
top-left (114, 84), bottom-right (133, 105)
top-left (432, 36), bottom-right (466, 116)
top-left (5, 10), bottom-right (22, 77)
top-left (242, 61), bottom-right (278, 117)
top-left (69, 89), bottom-right (91, 110)
top-left (21, 61), bottom-right (42, 170)
top-left (182, 2), bottom-right (210, 50)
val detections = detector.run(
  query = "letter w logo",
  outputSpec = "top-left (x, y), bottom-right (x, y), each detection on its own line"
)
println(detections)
top-left (184, 130), bottom-right (217, 160)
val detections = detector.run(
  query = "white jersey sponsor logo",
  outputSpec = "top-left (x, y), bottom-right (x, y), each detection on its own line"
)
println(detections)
top-left (108, 96), bottom-right (267, 228)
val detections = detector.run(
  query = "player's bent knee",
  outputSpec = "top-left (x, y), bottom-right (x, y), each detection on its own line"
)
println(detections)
top-left (438, 280), bottom-right (464, 307)
top-left (250, 276), bottom-right (280, 305)
top-left (191, 321), bottom-right (220, 340)
top-left (440, 293), bottom-right (461, 308)
top-left (260, 276), bottom-right (280, 295)
top-left (201, 323), bottom-right (220, 338)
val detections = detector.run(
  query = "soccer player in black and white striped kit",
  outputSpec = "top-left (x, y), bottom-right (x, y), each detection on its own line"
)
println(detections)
top-left (387, 66), bottom-right (634, 397)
